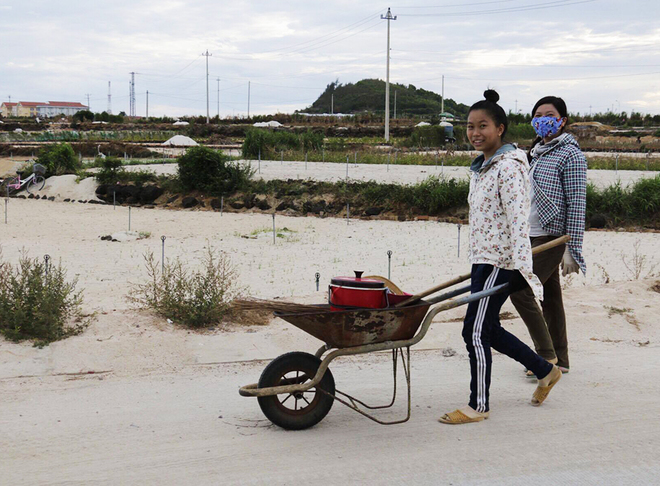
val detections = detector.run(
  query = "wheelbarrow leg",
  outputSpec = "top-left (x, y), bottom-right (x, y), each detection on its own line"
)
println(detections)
top-left (322, 347), bottom-right (412, 425)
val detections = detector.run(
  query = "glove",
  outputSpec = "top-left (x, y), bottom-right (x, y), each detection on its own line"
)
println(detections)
top-left (561, 246), bottom-right (579, 276)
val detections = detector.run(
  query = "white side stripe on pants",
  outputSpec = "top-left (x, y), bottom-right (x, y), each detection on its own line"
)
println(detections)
top-left (472, 267), bottom-right (500, 413)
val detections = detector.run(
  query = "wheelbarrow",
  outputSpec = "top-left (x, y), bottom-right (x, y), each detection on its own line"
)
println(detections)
top-left (239, 236), bottom-right (570, 430)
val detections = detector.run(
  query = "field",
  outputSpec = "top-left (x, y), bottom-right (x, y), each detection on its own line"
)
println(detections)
top-left (1, 186), bottom-right (660, 483)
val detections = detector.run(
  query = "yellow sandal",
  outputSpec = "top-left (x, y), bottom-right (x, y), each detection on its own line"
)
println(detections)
top-left (438, 407), bottom-right (489, 424)
top-left (531, 366), bottom-right (562, 406)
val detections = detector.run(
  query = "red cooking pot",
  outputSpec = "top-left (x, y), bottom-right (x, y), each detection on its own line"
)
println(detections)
top-left (329, 271), bottom-right (389, 311)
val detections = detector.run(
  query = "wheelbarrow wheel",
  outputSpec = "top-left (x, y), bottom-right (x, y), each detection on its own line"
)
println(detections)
top-left (257, 352), bottom-right (335, 430)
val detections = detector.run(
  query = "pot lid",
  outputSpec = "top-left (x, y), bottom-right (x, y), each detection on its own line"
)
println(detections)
top-left (330, 276), bottom-right (385, 289)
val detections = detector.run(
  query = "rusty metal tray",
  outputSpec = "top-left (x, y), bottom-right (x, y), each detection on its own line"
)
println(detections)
top-left (275, 301), bottom-right (431, 348)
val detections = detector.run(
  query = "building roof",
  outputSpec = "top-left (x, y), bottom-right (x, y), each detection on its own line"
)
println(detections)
top-left (19, 101), bottom-right (45, 107)
top-left (48, 101), bottom-right (88, 108)
top-left (1, 102), bottom-right (17, 107)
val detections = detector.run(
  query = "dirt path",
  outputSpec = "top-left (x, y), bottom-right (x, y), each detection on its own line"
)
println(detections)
top-left (2, 345), bottom-right (658, 485)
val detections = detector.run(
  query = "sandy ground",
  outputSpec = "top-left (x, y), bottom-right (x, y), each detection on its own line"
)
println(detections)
top-left (1, 194), bottom-right (660, 484)
top-left (126, 159), bottom-right (659, 188)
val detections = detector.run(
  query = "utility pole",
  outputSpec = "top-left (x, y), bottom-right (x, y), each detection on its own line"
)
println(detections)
top-left (515, 99), bottom-right (518, 114)
top-left (247, 81), bottom-right (251, 118)
top-left (331, 93), bottom-right (334, 114)
top-left (394, 90), bottom-right (397, 119)
top-left (129, 72), bottom-right (136, 117)
top-left (441, 76), bottom-right (445, 115)
top-left (381, 8), bottom-right (397, 142)
top-left (85, 93), bottom-right (91, 111)
top-left (202, 50), bottom-right (212, 124)
top-left (107, 81), bottom-right (112, 114)
top-left (217, 77), bottom-right (220, 120)
top-left (146, 90), bottom-right (149, 118)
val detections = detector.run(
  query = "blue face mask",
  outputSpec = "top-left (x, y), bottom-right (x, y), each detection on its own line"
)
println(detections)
top-left (531, 116), bottom-right (564, 138)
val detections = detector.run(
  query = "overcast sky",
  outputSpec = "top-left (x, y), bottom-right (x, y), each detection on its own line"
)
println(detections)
top-left (2, 0), bottom-right (659, 118)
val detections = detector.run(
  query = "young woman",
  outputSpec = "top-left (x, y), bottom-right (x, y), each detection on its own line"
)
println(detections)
top-left (510, 96), bottom-right (587, 374)
top-left (439, 90), bottom-right (561, 425)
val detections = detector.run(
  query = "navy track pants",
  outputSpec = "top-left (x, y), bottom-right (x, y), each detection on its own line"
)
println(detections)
top-left (462, 264), bottom-right (553, 413)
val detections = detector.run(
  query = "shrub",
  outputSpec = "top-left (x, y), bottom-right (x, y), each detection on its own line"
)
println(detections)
top-left (36, 142), bottom-right (81, 176)
top-left (0, 251), bottom-right (87, 346)
top-left (178, 146), bottom-right (254, 195)
top-left (95, 156), bottom-right (124, 184)
top-left (131, 247), bottom-right (244, 328)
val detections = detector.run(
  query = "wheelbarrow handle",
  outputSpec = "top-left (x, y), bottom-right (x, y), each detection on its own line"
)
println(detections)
top-left (395, 234), bottom-right (570, 307)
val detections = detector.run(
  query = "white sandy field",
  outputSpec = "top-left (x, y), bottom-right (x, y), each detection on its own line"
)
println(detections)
top-left (1, 172), bottom-right (660, 485)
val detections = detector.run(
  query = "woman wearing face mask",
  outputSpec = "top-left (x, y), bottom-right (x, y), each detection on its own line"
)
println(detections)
top-left (438, 90), bottom-right (562, 425)
top-left (509, 96), bottom-right (587, 375)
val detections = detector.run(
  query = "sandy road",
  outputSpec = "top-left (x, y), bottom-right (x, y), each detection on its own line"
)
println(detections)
top-left (2, 347), bottom-right (659, 485)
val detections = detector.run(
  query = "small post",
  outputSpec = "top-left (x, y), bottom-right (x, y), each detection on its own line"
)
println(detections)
top-left (220, 196), bottom-right (224, 216)
top-left (346, 155), bottom-right (349, 179)
top-left (272, 213), bottom-right (276, 244)
top-left (457, 224), bottom-right (461, 258)
top-left (346, 203), bottom-right (350, 225)
top-left (128, 206), bottom-right (132, 231)
top-left (4, 198), bottom-right (7, 224)
top-left (435, 152), bottom-right (438, 170)
top-left (161, 236), bottom-right (166, 274)
top-left (315, 272), bottom-right (320, 291)
top-left (387, 250), bottom-right (392, 280)
top-left (44, 254), bottom-right (51, 277)
top-left (305, 151), bottom-right (308, 170)
top-left (113, 190), bottom-right (116, 210)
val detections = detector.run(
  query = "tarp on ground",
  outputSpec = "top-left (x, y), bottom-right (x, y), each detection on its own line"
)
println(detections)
top-left (162, 135), bottom-right (198, 146)
top-left (253, 120), bottom-right (283, 127)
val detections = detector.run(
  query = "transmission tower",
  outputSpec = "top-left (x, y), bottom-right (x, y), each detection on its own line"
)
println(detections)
top-left (129, 72), bottom-right (136, 117)
top-left (107, 81), bottom-right (112, 114)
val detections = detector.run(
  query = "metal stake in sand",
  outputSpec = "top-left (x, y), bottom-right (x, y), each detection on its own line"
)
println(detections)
top-left (315, 272), bottom-right (320, 291)
top-left (346, 203), bottom-right (350, 225)
top-left (4, 198), bottom-right (7, 224)
top-left (272, 213), bottom-right (276, 244)
top-left (387, 250), bottom-right (392, 279)
top-left (161, 236), bottom-right (166, 274)
top-left (220, 196), bottom-right (224, 216)
top-left (44, 254), bottom-right (51, 277)
top-left (128, 206), bottom-right (132, 231)
top-left (457, 224), bottom-right (461, 258)
top-left (346, 155), bottom-right (349, 179)
top-left (113, 190), bottom-right (116, 210)
top-left (355, 151), bottom-right (358, 166)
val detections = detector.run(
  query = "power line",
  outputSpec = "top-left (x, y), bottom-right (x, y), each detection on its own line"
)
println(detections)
top-left (398, 0), bottom-right (596, 16)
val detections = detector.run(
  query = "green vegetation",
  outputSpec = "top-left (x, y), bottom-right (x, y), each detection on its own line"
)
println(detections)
top-left (242, 129), bottom-right (324, 158)
top-left (35, 142), bottom-right (81, 176)
top-left (178, 146), bottom-right (254, 195)
top-left (0, 251), bottom-right (87, 346)
top-left (301, 79), bottom-right (470, 118)
top-left (130, 247), bottom-right (243, 328)
top-left (586, 175), bottom-right (660, 226)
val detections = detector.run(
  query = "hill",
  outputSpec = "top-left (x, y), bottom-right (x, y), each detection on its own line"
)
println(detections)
top-left (299, 79), bottom-right (469, 118)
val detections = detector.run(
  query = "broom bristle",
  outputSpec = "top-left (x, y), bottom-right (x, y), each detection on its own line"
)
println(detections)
top-left (231, 298), bottom-right (324, 315)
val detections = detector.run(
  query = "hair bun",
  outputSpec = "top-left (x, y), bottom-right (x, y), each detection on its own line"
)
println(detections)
top-left (484, 89), bottom-right (500, 103)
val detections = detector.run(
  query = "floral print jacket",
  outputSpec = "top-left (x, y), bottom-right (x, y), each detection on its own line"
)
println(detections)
top-left (468, 144), bottom-right (543, 300)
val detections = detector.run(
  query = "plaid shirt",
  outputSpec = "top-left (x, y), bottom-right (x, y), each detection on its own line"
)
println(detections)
top-left (530, 133), bottom-right (587, 274)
